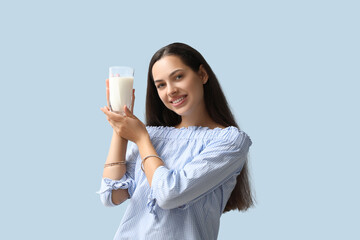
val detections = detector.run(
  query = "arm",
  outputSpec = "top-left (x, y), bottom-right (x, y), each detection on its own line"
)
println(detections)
top-left (136, 135), bottom-right (164, 186)
top-left (101, 130), bottom-right (130, 205)
top-left (100, 84), bottom-right (164, 205)
top-left (148, 132), bottom-right (252, 210)
top-left (98, 80), bottom-right (134, 206)
top-left (101, 106), bottom-right (165, 186)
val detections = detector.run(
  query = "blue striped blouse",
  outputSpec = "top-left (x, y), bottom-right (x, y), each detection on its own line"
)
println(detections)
top-left (97, 126), bottom-right (252, 240)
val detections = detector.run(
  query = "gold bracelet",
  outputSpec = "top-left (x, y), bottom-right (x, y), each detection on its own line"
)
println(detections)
top-left (141, 155), bottom-right (162, 171)
top-left (104, 161), bottom-right (126, 168)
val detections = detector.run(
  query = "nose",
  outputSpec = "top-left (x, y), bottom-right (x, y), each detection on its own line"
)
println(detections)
top-left (167, 83), bottom-right (178, 96)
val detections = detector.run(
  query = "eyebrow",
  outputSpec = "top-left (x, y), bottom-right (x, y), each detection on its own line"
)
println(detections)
top-left (154, 69), bottom-right (184, 83)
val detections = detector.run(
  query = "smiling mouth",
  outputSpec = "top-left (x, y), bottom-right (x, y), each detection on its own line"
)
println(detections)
top-left (170, 95), bottom-right (187, 105)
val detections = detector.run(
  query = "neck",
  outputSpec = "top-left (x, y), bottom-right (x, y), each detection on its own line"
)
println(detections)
top-left (176, 105), bottom-right (221, 129)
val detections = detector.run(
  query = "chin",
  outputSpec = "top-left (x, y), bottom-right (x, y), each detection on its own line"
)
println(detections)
top-left (173, 108), bottom-right (193, 117)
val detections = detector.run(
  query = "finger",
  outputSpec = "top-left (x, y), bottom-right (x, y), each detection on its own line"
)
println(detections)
top-left (101, 106), bottom-right (111, 116)
top-left (103, 107), bottom-right (124, 121)
top-left (100, 106), bottom-right (110, 113)
top-left (101, 107), bottom-right (112, 119)
top-left (124, 105), bottom-right (133, 117)
top-left (101, 108), bottom-right (113, 124)
top-left (106, 79), bottom-right (110, 108)
top-left (131, 89), bottom-right (135, 113)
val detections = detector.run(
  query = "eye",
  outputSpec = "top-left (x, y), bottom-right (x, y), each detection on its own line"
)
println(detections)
top-left (175, 74), bottom-right (183, 80)
top-left (156, 83), bottom-right (165, 89)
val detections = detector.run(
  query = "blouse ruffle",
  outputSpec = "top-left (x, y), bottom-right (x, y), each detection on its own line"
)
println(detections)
top-left (97, 174), bottom-right (136, 207)
top-left (146, 126), bottom-right (249, 144)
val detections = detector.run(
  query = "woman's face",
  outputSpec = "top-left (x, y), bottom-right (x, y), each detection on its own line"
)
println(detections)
top-left (152, 55), bottom-right (208, 118)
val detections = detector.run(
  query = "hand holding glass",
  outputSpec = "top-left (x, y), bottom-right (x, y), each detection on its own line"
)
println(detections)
top-left (109, 66), bottom-right (134, 114)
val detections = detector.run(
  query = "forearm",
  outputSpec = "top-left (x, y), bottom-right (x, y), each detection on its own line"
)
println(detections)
top-left (101, 130), bottom-right (130, 205)
top-left (102, 130), bottom-right (127, 180)
top-left (136, 135), bottom-right (164, 186)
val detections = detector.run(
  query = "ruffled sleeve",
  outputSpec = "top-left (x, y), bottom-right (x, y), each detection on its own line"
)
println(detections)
top-left (97, 175), bottom-right (136, 207)
top-left (147, 128), bottom-right (252, 212)
top-left (97, 141), bottom-right (138, 207)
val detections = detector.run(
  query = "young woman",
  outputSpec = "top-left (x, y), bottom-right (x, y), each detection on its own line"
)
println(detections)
top-left (98, 43), bottom-right (254, 240)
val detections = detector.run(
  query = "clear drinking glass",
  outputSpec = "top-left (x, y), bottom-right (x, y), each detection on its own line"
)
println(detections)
top-left (109, 66), bottom-right (134, 114)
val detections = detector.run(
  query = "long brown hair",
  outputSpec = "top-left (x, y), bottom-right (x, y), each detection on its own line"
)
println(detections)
top-left (145, 42), bottom-right (254, 212)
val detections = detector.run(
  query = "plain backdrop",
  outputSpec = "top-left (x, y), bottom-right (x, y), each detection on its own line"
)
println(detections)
top-left (0, 0), bottom-right (359, 239)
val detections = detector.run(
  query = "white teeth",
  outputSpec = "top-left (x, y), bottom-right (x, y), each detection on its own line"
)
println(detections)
top-left (173, 96), bottom-right (185, 104)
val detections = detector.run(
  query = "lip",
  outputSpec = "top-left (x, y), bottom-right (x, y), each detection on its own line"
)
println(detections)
top-left (170, 95), bottom-right (187, 106)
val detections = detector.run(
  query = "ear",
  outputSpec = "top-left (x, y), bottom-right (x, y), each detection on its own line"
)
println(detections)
top-left (198, 65), bottom-right (209, 84)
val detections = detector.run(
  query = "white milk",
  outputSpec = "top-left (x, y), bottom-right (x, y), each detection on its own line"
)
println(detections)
top-left (109, 76), bottom-right (134, 114)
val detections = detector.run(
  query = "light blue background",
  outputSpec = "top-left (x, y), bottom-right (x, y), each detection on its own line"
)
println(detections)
top-left (1, 0), bottom-right (359, 239)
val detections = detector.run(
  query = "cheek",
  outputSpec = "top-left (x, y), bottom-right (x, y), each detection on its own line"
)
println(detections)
top-left (157, 90), bottom-right (168, 104)
top-left (191, 81), bottom-right (205, 97)
top-left (196, 89), bottom-right (205, 102)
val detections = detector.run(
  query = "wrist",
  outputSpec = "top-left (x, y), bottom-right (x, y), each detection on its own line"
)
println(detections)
top-left (135, 132), bottom-right (150, 148)
top-left (112, 130), bottom-right (128, 143)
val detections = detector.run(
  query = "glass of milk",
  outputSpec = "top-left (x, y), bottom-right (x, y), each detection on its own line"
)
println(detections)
top-left (109, 66), bottom-right (134, 115)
